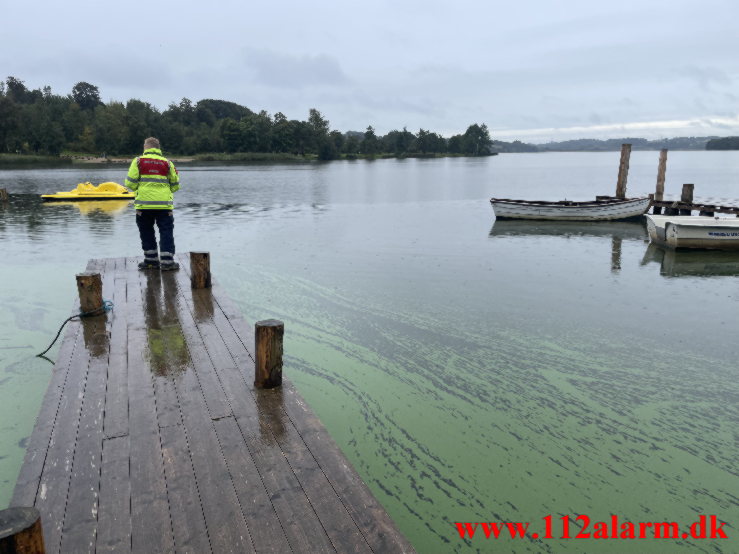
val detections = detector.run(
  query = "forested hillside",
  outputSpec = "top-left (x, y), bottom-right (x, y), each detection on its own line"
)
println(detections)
top-left (0, 77), bottom-right (494, 159)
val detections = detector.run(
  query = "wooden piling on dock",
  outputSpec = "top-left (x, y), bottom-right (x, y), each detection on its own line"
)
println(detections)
top-left (255, 319), bottom-right (284, 389)
top-left (679, 184), bottom-right (694, 215)
top-left (75, 272), bottom-right (103, 314)
top-left (653, 149), bottom-right (668, 214)
top-left (615, 143), bottom-right (631, 199)
top-left (189, 251), bottom-right (211, 289)
top-left (0, 188), bottom-right (8, 202)
top-left (0, 507), bottom-right (46, 553)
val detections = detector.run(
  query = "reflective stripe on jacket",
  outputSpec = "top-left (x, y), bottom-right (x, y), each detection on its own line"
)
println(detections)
top-left (125, 148), bottom-right (180, 210)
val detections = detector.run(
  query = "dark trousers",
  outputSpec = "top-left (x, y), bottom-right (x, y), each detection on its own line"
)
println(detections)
top-left (136, 210), bottom-right (175, 260)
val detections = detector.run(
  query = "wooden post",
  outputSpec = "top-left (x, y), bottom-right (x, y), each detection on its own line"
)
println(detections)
top-left (190, 252), bottom-right (211, 289)
top-left (0, 188), bottom-right (8, 202)
top-left (615, 143), bottom-right (631, 199)
top-left (0, 507), bottom-right (46, 553)
top-left (679, 183), bottom-right (694, 215)
top-left (255, 319), bottom-right (283, 389)
top-left (76, 272), bottom-right (103, 315)
top-left (653, 149), bottom-right (667, 214)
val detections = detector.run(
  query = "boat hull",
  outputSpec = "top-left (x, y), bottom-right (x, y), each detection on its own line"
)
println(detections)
top-left (41, 181), bottom-right (134, 202)
top-left (490, 197), bottom-right (650, 221)
top-left (645, 215), bottom-right (739, 250)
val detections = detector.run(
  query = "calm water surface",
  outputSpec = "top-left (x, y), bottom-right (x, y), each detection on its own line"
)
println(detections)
top-left (1, 152), bottom-right (738, 553)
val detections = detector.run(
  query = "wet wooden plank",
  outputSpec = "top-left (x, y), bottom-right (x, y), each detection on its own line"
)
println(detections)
top-left (96, 435), bottom-right (131, 553)
top-left (141, 270), bottom-right (185, 430)
top-left (255, 388), bottom-right (372, 554)
top-left (211, 416), bottom-right (291, 554)
top-left (159, 422), bottom-right (211, 553)
top-left (126, 257), bottom-right (175, 554)
top-left (162, 277), bottom-right (254, 553)
top-left (60, 259), bottom-right (117, 553)
top-left (103, 257), bottom-right (130, 440)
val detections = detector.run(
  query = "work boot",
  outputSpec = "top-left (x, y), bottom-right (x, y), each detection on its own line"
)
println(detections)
top-left (160, 251), bottom-right (178, 271)
top-left (138, 260), bottom-right (160, 270)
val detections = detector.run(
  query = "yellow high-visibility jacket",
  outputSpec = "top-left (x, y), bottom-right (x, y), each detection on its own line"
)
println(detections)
top-left (125, 148), bottom-right (180, 210)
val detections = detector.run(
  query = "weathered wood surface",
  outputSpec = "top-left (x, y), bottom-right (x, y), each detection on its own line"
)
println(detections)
top-left (652, 148), bottom-right (668, 214)
top-left (12, 255), bottom-right (414, 554)
top-left (615, 143), bottom-right (631, 198)
top-left (254, 319), bottom-right (284, 389)
top-left (189, 251), bottom-right (211, 289)
top-left (0, 506), bottom-right (46, 553)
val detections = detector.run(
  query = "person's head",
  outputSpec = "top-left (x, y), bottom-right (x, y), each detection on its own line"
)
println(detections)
top-left (143, 137), bottom-right (161, 151)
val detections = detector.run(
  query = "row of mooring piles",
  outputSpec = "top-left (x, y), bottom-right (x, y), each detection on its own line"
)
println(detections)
top-left (77, 251), bottom-right (285, 388)
top-left (645, 148), bottom-right (739, 217)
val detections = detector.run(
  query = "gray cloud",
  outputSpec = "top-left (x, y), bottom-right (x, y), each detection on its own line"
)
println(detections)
top-left (243, 49), bottom-right (350, 88)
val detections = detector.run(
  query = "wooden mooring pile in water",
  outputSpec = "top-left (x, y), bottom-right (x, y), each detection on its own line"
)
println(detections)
top-left (1, 253), bottom-right (414, 554)
top-left (611, 144), bottom-right (739, 217)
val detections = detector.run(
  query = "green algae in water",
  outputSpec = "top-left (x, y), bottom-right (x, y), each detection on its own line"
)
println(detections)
top-left (222, 267), bottom-right (739, 554)
top-left (3, 158), bottom-right (739, 553)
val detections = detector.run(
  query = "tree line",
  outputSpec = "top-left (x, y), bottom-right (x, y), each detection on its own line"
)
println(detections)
top-left (0, 77), bottom-right (494, 159)
top-left (705, 137), bottom-right (739, 150)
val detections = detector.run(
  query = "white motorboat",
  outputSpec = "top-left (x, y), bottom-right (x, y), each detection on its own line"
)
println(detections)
top-left (644, 214), bottom-right (739, 250)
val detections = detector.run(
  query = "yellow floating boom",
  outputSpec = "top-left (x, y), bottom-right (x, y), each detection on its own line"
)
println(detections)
top-left (41, 182), bottom-right (134, 201)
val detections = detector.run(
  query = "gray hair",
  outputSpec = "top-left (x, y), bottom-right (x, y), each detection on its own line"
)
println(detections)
top-left (143, 137), bottom-right (161, 150)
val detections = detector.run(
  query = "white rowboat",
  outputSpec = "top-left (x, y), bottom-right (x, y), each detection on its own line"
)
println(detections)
top-left (490, 196), bottom-right (651, 221)
top-left (644, 214), bottom-right (739, 250)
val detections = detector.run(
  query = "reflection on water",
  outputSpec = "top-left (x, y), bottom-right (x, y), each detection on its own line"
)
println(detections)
top-left (488, 218), bottom-right (648, 240)
top-left (489, 219), bottom-right (648, 274)
top-left (641, 242), bottom-right (739, 277)
top-left (43, 200), bottom-right (132, 216)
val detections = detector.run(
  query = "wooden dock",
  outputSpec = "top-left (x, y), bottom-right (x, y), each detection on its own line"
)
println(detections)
top-left (10, 255), bottom-right (414, 553)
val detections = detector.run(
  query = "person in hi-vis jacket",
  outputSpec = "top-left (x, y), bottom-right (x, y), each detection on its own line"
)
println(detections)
top-left (125, 137), bottom-right (181, 270)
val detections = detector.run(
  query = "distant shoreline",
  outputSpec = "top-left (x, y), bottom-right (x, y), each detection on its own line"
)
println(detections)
top-left (0, 151), bottom-right (497, 167)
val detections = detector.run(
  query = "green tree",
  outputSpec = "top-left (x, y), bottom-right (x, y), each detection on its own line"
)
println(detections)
top-left (461, 123), bottom-right (493, 155)
top-left (308, 108), bottom-right (330, 155)
top-left (706, 137), bottom-right (739, 150)
top-left (0, 96), bottom-right (21, 152)
top-left (124, 99), bottom-right (160, 152)
top-left (271, 112), bottom-right (293, 153)
top-left (72, 82), bottom-right (102, 111)
top-left (220, 118), bottom-right (242, 153)
top-left (5, 76), bottom-right (31, 104)
top-left (94, 102), bottom-right (128, 154)
top-left (360, 125), bottom-right (379, 156)
top-left (343, 135), bottom-right (360, 155)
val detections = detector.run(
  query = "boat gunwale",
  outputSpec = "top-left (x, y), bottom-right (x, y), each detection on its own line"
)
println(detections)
top-left (490, 196), bottom-right (650, 208)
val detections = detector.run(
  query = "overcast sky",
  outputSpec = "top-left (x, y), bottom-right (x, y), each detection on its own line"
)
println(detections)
top-left (2, 0), bottom-right (738, 143)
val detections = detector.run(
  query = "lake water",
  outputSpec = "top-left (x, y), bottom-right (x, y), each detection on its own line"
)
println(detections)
top-left (1, 152), bottom-right (738, 553)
